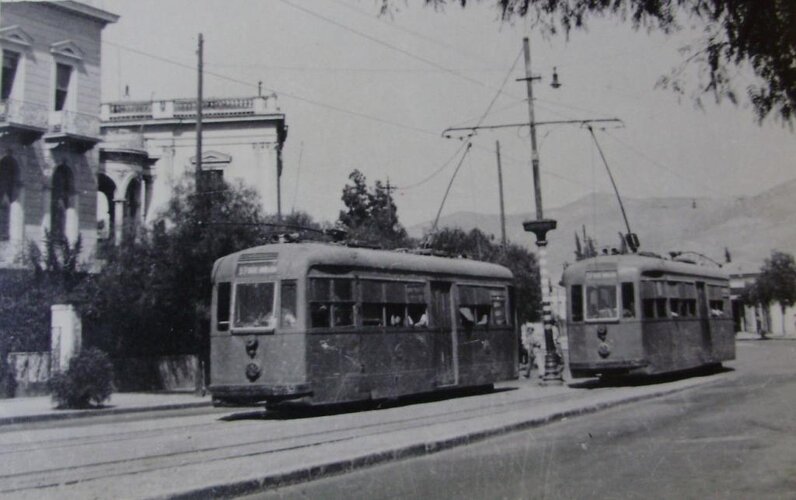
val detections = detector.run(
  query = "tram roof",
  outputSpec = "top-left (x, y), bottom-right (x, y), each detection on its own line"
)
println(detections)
top-left (562, 253), bottom-right (729, 282)
top-left (213, 242), bottom-right (514, 281)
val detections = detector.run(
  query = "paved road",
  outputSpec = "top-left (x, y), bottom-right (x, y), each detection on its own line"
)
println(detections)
top-left (0, 340), bottom-right (782, 499)
top-left (255, 340), bottom-right (796, 500)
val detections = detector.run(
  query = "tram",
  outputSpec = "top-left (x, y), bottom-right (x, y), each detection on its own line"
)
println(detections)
top-left (561, 253), bottom-right (735, 378)
top-left (208, 242), bottom-right (517, 406)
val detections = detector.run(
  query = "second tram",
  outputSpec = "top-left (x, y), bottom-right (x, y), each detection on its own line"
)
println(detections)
top-left (562, 253), bottom-right (735, 378)
top-left (209, 242), bottom-right (517, 406)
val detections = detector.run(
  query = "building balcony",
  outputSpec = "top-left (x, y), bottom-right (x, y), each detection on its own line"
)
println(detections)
top-left (100, 95), bottom-right (280, 123)
top-left (44, 110), bottom-right (101, 150)
top-left (0, 99), bottom-right (48, 143)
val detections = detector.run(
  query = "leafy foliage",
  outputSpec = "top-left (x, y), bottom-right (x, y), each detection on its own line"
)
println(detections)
top-left (338, 170), bottom-right (412, 248)
top-left (754, 251), bottom-right (796, 308)
top-left (396, 0), bottom-right (796, 124)
top-left (82, 173), bottom-right (271, 359)
top-left (0, 233), bottom-right (89, 394)
top-left (427, 227), bottom-right (541, 322)
top-left (49, 347), bottom-right (114, 409)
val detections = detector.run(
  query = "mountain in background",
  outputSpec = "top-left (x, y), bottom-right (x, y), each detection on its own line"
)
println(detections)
top-left (408, 178), bottom-right (796, 280)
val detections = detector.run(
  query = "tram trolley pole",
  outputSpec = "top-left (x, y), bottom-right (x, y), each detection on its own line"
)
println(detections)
top-left (518, 36), bottom-right (564, 385)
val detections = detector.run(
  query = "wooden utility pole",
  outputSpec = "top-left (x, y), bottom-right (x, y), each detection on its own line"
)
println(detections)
top-left (386, 177), bottom-right (393, 229)
top-left (196, 33), bottom-right (204, 183)
top-left (495, 140), bottom-right (507, 249)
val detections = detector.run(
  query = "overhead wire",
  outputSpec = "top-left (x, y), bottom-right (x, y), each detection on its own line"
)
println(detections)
top-left (278, 0), bottom-right (524, 101)
top-left (324, 0), bottom-right (500, 69)
top-left (105, 37), bottom-right (589, 193)
top-left (394, 141), bottom-right (470, 190)
top-left (600, 129), bottom-right (723, 196)
top-left (103, 39), bottom-right (441, 138)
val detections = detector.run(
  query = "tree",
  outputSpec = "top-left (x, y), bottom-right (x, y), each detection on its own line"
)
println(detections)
top-left (338, 170), bottom-right (412, 248)
top-left (82, 174), bottom-right (271, 361)
top-left (0, 233), bottom-right (90, 396)
top-left (427, 227), bottom-right (541, 322)
top-left (392, 0), bottom-right (796, 125)
top-left (753, 250), bottom-right (796, 335)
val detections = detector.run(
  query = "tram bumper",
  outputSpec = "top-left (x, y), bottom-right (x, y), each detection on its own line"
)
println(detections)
top-left (209, 383), bottom-right (312, 405)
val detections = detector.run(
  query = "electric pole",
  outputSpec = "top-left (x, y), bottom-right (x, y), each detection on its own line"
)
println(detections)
top-left (439, 39), bottom-right (621, 387)
top-left (386, 177), bottom-right (394, 231)
top-left (518, 36), bottom-right (563, 385)
top-left (496, 140), bottom-right (507, 249)
top-left (196, 33), bottom-right (204, 187)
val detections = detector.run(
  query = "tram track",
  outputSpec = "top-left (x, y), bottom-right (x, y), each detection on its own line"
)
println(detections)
top-left (0, 387), bottom-right (581, 494)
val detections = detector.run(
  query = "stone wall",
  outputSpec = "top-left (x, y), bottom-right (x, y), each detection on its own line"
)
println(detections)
top-left (6, 352), bottom-right (50, 397)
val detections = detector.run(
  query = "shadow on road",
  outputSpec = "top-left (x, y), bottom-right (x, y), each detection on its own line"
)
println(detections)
top-left (218, 384), bottom-right (516, 421)
top-left (568, 364), bottom-right (733, 389)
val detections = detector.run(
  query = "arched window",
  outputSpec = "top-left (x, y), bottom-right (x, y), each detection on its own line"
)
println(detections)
top-left (0, 157), bottom-right (20, 242)
top-left (97, 174), bottom-right (115, 240)
top-left (123, 178), bottom-right (140, 237)
top-left (50, 165), bottom-right (73, 241)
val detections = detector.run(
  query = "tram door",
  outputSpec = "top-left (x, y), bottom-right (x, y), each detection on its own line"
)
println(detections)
top-left (430, 281), bottom-right (458, 386)
top-left (696, 282), bottom-right (713, 352)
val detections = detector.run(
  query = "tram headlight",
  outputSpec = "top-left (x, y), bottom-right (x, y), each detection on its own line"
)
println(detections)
top-left (245, 362), bottom-right (261, 381)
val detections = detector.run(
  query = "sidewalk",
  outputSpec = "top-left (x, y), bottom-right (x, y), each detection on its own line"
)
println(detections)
top-left (735, 330), bottom-right (796, 341)
top-left (0, 391), bottom-right (212, 426)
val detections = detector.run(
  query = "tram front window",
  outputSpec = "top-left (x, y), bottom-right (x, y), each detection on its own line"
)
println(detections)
top-left (234, 282), bottom-right (276, 329)
top-left (586, 284), bottom-right (618, 320)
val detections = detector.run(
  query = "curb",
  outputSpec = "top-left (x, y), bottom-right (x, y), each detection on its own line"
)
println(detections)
top-left (160, 381), bottom-right (716, 500)
top-left (0, 401), bottom-right (212, 427)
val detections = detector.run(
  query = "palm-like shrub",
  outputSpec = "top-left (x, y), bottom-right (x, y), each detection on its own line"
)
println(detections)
top-left (49, 348), bottom-right (114, 409)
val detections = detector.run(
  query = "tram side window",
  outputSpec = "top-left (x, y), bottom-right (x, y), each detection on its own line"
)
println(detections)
top-left (586, 284), bottom-right (617, 320)
top-left (708, 285), bottom-right (727, 317)
top-left (309, 278), bottom-right (355, 328)
top-left (359, 280), bottom-right (428, 328)
top-left (570, 285), bottom-right (583, 322)
top-left (459, 286), bottom-right (505, 327)
top-left (234, 282), bottom-right (276, 329)
top-left (280, 280), bottom-right (297, 328)
top-left (667, 282), bottom-right (697, 319)
top-left (216, 282), bottom-right (231, 331)
top-left (621, 283), bottom-right (635, 318)
top-left (642, 299), bottom-right (655, 319)
top-left (406, 283), bottom-right (428, 327)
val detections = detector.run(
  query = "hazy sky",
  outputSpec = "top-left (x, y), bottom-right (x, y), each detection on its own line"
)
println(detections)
top-left (90, 0), bottom-right (795, 228)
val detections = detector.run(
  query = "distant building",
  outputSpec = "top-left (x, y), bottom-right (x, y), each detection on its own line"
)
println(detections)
top-left (1, 1), bottom-right (289, 262)
top-left (98, 96), bottom-right (287, 244)
top-left (728, 261), bottom-right (796, 336)
top-left (0, 1), bottom-right (118, 267)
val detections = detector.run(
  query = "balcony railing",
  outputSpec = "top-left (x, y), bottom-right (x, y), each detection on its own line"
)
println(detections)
top-left (101, 130), bottom-right (146, 152)
top-left (0, 99), bottom-right (48, 131)
top-left (101, 95), bottom-right (278, 122)
top-left (48, 110), bottom-right (100, 140)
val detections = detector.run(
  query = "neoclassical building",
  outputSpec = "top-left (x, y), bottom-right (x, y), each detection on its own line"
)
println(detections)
top-left (98, 95), bottom-right (287, 245)
top-left (1, 1), bottom-right (288, 267)
top-left (0, 1), bottom-right (118, 267)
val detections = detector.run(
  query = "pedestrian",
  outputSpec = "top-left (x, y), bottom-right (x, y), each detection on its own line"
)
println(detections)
top-left (530, 325), bottom-right (544, 379)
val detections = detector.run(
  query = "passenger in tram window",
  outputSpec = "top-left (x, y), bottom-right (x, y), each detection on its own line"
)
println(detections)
top-left (311, 304), bottom-right (330, 328)
top-left (390, 314), bottom-right (403, 326)
top-left (459, 307), bottom-right (475, 325)
top-left (407, 305), bottom-right (427, 327)
top-left (477, 314), bottom-right (489, 325)
top-left (281, 310), bottom-right (296, 327)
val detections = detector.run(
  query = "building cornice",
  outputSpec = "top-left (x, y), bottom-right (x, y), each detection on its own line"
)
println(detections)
top-left (46, 1), bottom-right (119, 25)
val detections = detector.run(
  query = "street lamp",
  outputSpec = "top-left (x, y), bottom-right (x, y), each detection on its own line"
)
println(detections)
top-left (518, 36), bottom-right (564, 385)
